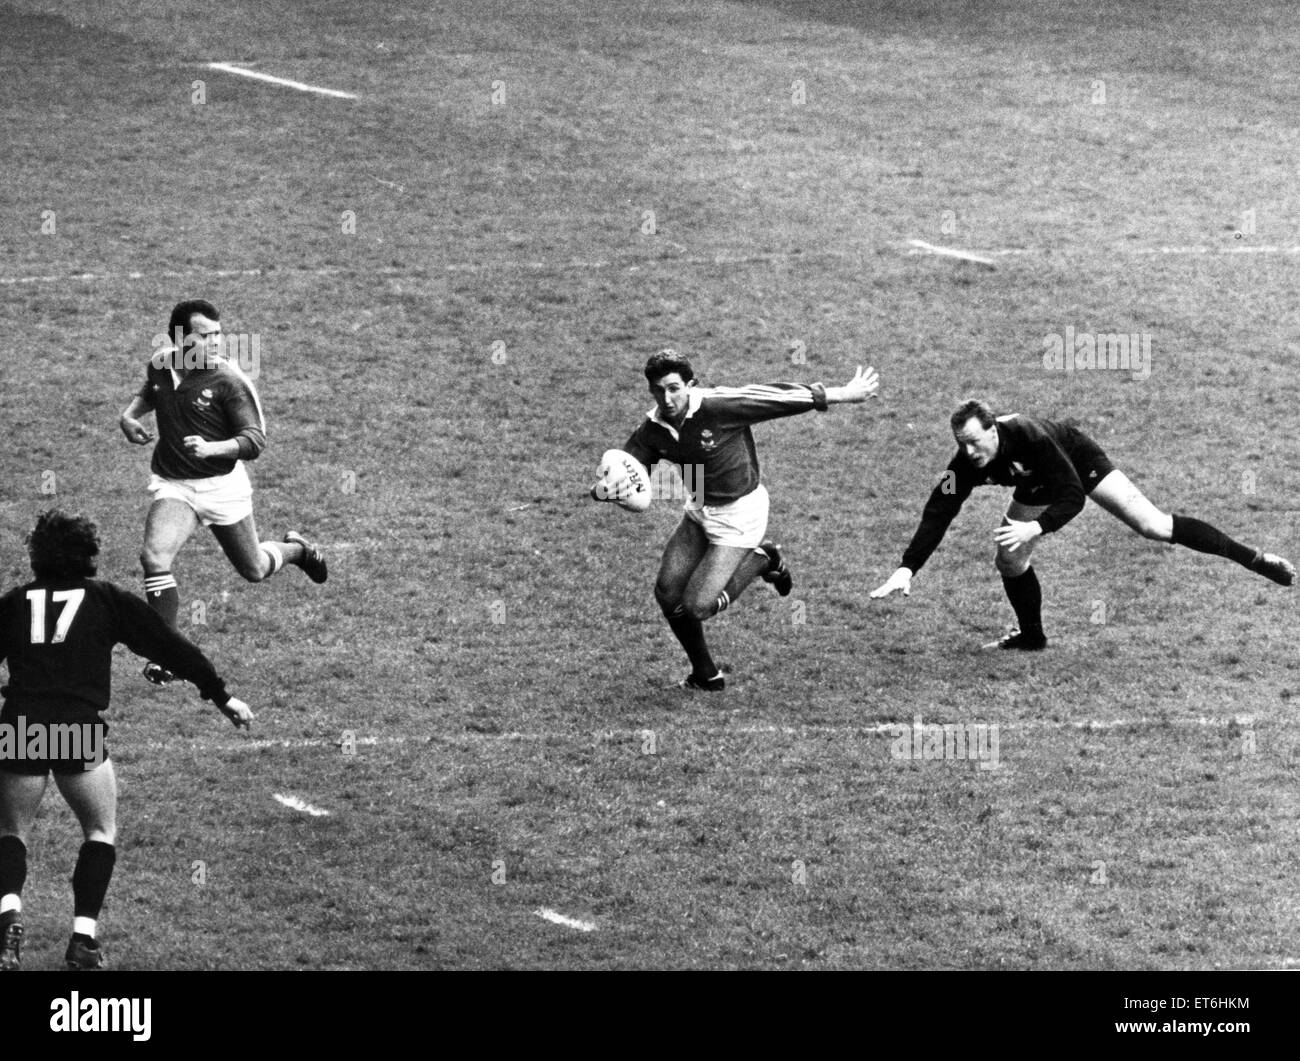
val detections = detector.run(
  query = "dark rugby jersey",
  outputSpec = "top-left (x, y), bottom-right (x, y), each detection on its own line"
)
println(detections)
top-left (0, 578), bottom-right (229, 719)
top-left (138, 354), bottom-right (266, 480)
top-left (623, 382), bottom-right (829, 505)
top-left (900, 414), bottom-right (1090, 573)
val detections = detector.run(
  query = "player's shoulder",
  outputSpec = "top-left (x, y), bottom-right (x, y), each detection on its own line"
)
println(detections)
top-left (140, 349), bottom-right (171, 381)
top-left (690, 385), bottom-right (758, 416)
top-left (1010, 414), bottom-right (1076, 449)
top-left (78, 578), bottom-right (135, 609)
top-left (53, 576), bottom-right (115, 598)
top-left (0, 581), bottom-right (33, 607)
top-left (696, 382), bottom-right (786, 402)
top-left (998, 412), bottom-right (1051, 441)
top-left (7, 577), bottom-right (113, 606)
top-left (208, 357), bottom-right (254, 386)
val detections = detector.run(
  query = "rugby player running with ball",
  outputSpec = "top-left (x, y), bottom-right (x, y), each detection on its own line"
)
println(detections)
top-left (594, 350), bottom-right (878, 690)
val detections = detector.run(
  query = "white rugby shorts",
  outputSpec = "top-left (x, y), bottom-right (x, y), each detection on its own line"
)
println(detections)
top-left (147, 462), bottom-right (253, 527)
top-left (684, 483), bottom-right (770, 548)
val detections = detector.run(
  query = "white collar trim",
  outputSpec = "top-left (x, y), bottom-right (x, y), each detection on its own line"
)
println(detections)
top-left (646, 389), bottom-right (704, 439)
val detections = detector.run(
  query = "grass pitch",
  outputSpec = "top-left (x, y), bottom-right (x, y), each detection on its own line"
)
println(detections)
top-left (0, 0), bottom-right (1297, 969)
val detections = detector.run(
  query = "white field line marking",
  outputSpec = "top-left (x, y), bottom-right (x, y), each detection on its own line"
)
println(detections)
top-left (9, 244), bottom-right (1300, 287)
top-left (273, 793), bottom-right (331, 817)
top-left (907, 245), bottom-right (1300, 259)
top-left (907, 238), bottom-right (997, 268)
top-left (535, 908), bottom-right (597, 932)
top-left (1127, 245), bottom-right (1300, 255)
top-left (131, 715), bottom-right (1257, 755)
top-left (207, 62), bottom-right (357, 100)
top-left (0, 268), bottom-right (264, 286)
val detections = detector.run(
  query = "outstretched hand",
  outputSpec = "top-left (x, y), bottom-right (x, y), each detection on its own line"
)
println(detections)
top-left (870, 567), bottom-right (912, 599)
top-left (827, 365), bottom-right (880, 404)
top-left (219, 696), bottom-right (254, 729)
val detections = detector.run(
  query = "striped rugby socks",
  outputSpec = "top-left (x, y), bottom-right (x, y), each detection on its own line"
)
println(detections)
top-left (143, 572), bottom-right (179, 627)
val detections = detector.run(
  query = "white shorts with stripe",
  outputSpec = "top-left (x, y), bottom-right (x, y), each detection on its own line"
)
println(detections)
top-left (147, 462), bottom-right (253, 527)
top-left (684, 484), bottom-right (770, 549)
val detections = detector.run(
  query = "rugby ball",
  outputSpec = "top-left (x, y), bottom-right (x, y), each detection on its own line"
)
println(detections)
top-left (594, 449), bottom-right (652, 512)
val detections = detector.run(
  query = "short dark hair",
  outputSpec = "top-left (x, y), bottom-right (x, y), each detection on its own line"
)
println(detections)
top-left (950, 398), bottom-right (996, 432)
top-left (168, 299), bottom-right (220, 346)
top-left (644, 348), bottom-right (695, 387)
top-left (27, 509), bottom-right (99, 579)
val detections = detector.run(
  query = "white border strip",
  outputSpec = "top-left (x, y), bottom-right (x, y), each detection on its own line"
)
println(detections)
top-left (131, 715), bottom-right (1257, 756)
top-left (535, 908), bottom-right (597, 932)
top-left (9, 243), bottom-right (1300, 287)
top-left (907, 238), bottom-right (997, 268)
top-left (273, 793), bottom-right (331, 817)
top-left (207, 62), bottom-right (357, 100)
top-left (0, 268), bottom-right (264, 286)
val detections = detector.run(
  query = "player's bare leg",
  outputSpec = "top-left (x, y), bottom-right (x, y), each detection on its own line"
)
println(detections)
top-left (139, 499), bottom-right (198, 684)
top-left (1089, 470), bottom-right (1294, 585)
top-left (682, 544), bottom-right (768, 622)
top-left (654, 518), bottom-right (722, 687)
top-left (210, 515), bottom-right (326, 584)
top-left (141, 498), bottom-right (198, 626)
top-left (54, 760), bottom-right (117, 969)
top-left (0, 771), bottom-right (48, 970)
top-left (988, 501), bottom-right (1049, 650)
top-left (211, 513), bottom-right (287, 582)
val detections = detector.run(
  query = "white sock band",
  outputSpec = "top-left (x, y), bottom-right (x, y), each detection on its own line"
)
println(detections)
top-left (260, 543), bottom-right (285, 575)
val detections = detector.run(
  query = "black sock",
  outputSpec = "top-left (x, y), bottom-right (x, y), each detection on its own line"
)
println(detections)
top-left (660, 602), bottom-right (718, 678)
top-left (1002, 567), bottom-right (1044, 637)
top-left (143, 571), bottom-right (179, 628)
top-left (0, 835), bottom-right (27, 899)
top-left (71, 841), bottom-right (116, 920)
top-left (1170, 514), bottom-right (1258, 569)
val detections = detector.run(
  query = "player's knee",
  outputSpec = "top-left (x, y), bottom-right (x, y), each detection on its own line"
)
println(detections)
top-left (654, 580), bottom-right (682, 616)
top-left (140, 546), bottom-right (170, 573)
top-left (681, 594), bottom-right (716, 622)
top-left (236, 562), bottom-right (267, 583)
top-left (1134, 513), bottom-right (1171, 541)
top-left (231, 553), bottom-right (269, 582)
top-left (994, 551), bottom-right (1029, 578)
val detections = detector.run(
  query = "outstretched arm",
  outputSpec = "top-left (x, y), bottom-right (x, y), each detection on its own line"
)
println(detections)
top-left (824, 365), bottom-right (880, 405)
top-left (706, 366), bottom-right (880, 427)
top-left (872, 456), bottom-right (975, 597)
top-left (111, 587), bottom-right (253, 728)
top-left (870, 566), bottom-right (912, 598)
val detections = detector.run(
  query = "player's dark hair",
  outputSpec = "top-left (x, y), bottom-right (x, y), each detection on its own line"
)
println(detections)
top-left (168, 299), bottom-right (220, 347)
top-left (27, 509), bottom-right (99, 579)
top-left (644, 348), bottom-right (695, 386)
top-left (951, 399), bottom-right (996, 432)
